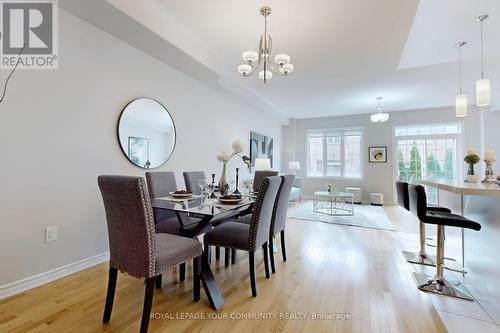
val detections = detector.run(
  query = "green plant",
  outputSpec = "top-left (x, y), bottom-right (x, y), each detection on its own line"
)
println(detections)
top-left (464, 153), bottom-right (480, 165)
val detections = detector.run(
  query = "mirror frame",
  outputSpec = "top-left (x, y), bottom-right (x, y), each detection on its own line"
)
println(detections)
top-left (116, 97), bottom-right (177, 169)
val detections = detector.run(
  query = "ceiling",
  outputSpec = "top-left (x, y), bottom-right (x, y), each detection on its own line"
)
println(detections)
top-left (102, 0), bottom-right (500, 119)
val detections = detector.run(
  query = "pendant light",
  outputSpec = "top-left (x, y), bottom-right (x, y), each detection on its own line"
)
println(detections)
top-left (475, 15), bottom-right (490, 107)
top-left (455, 42), bottom-right (467, 117)
top-left (370, 97), bottom-right (389, 122)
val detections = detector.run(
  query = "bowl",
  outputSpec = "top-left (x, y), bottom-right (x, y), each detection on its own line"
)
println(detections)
top-left (169, 191), bottom-right (193, 198)
top-left (217, 195), bottom-right (243, 204)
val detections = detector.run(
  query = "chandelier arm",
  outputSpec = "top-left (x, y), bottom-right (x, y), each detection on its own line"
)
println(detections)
top-left (247, 62), bottom-right (259, 75)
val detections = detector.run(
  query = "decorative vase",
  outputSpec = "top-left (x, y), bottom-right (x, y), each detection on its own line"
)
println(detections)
top-left (467, 163), bottom-right (475, 176)
top-left (465, 163), bottom-right (479, 183)
top-left (218, 163), bottom-right (229, 195)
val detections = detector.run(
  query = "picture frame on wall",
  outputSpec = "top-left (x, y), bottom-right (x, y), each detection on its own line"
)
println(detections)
top-left (369, 146), bottom-right (387, 163)
top-left (250, 131), bottom-right (274, 169)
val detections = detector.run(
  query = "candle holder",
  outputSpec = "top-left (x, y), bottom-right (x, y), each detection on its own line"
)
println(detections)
top-left (210, 173), bottom-right (217, 198)
top-left (233, 168), bottom-right (241, 194)
top-left (481, 160), bottom-right (495, 183)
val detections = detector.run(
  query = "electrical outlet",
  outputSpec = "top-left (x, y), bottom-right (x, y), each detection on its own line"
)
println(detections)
top-left (45, 226), bottom-right (57, 243)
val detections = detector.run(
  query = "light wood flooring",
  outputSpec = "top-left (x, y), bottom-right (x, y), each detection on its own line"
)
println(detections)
top-left (0, 204), bottom-right (492, 333)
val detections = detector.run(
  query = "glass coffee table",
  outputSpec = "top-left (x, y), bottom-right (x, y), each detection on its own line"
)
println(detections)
top-left (313, 191), bottom-right (354, 216)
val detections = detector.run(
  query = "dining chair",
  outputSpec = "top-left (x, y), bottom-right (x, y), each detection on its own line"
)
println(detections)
top-left (268, 175), bottom-right (295, 273)
top-left (97, 175), bottom-right (202, 333)
top-left (235, 175), bottom-right (294, 272)
top-left (252, 170), bottom-right (278, 192)
top-left (183, 171), bottom-right (206, 195)
top-left (146, 171), bottom-right (192, 285)
top-left (203, 176), bottom-right (282, 297)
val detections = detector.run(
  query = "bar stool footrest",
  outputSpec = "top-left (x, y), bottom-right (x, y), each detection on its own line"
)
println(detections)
top-left (402, 251), bottom-right (436, 266)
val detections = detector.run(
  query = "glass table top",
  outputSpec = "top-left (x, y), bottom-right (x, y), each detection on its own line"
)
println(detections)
top-left (313, 191), bottom-right (354, 198)
top-left (151, 196), bottom-right (254, 217)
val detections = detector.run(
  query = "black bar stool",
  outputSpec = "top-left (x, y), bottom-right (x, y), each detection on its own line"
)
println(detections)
top-left (408, 184), bottom-right (481, 300)
top-left (396, 181), bottom-right (451, 266)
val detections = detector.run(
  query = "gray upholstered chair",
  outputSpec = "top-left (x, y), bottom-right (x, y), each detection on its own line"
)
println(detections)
top-left (97, 175), bottom-right (202, 333)
top-left (252, 170), bottom-right (278, 192)
top-left (145, 172), bottom-right (180, 234)
top-left (145, 171), bottom-right (201, 285)
top-left (203, 176), bottom-right (282, 297)
top-left (268, 175), bottom-right (295, 273)
top-left (183, 171), bottom-right (206, 195)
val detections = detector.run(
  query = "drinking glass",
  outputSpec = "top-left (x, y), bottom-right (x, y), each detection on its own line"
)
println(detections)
top-left (206, 183), bottom-right (215, 205)
top-left (198, 179), bottom-right (207, 197)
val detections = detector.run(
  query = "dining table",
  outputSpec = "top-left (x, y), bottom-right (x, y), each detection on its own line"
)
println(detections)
top-left (151, 195), bottom-right (254, 310)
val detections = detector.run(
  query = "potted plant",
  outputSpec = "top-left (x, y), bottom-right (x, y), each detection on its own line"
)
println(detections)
top-left (464, 150), bottom-right (480, 183)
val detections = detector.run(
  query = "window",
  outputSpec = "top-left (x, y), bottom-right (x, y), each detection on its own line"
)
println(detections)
top-left (395, 123), bottom-right (463, 203)
top-left (306, 128), bottom-right (363, 178)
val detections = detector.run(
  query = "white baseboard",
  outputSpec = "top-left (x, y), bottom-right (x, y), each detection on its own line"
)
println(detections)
top-left (0, 252), bottom-right (110, 300)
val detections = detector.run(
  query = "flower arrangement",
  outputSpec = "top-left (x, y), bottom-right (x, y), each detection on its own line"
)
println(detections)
top-left (216, 140), bottom-right (251, 195)
top-left (464, 153), bottom-right (480, 165)
top-left (216, 140), bottom-right (251, 167)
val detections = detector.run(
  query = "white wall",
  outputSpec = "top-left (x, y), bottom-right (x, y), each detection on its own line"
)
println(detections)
top-left (0, 9), bottom-right (282, 287)
top-left (282, 107), bottom-right (482, 203)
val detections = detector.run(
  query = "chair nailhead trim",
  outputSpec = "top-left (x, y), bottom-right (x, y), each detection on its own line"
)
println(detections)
top-left (248, 178), bottom-right (270, 251)
top-left (138, 178), bottom-right (156, 278)
top-left (155, 252), bottom-right (203, 276)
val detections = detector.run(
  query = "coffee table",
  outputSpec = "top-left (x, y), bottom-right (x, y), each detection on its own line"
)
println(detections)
top-left (313, 191), bottom-right (354, 216)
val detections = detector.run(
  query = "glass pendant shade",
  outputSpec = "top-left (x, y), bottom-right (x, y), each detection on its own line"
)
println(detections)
top-left (259, 70), bottom-right (272, 80)
top-left (242, 51), bottom-right (258, 63)
top-left (476, 78), bottom-right (491, 107)
top-left (370, 113), bottom-right (389, 123)
top-left (274, 54), bottom-right (290, 65)
top-left (455, 94), bottom-right (468, 117)
top-left (237, 64), bottom-right (252, 76)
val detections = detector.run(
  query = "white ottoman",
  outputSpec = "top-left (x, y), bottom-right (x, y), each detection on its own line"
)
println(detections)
top-left (370, 193), bottom-right (384, 206)
top-left (345, 187), bottom-right (362, 204)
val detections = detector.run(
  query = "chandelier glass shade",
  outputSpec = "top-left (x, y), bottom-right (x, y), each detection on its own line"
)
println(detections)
top-left (237, 7), bottom-right (294, 83)
top-left (370, 97), bottom-right (389, 123)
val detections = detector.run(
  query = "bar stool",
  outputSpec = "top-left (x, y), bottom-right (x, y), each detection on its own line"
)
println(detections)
top-left (408, 184), bottom-right (481, 300)
top-left (396, 181), bottom-right (451, 266)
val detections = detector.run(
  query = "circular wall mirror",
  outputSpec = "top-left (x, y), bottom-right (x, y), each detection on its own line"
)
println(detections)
top-left (117, 98), bottom-right (176, 169)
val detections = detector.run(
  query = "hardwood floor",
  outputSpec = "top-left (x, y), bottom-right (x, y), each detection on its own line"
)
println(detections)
top-left (0, 205), bottom-right (449, 333)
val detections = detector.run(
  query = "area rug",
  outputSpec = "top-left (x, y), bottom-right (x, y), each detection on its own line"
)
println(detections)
top-left (287, 201), bottom-right (394, 231)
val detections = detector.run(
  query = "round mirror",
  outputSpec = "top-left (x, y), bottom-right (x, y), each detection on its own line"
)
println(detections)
top-left (117, 98), bottom-right (176, 169)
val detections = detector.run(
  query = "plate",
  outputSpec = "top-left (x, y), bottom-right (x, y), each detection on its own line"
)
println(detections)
top-left (169, 191), bottom-right (193, 198)
top-left (217, 197), bottom-right (244, 204)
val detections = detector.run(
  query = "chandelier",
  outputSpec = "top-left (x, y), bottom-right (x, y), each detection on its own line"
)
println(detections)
top-left (370, 97), bottom-right (389, 123)
top-left (237, 7), bottom-right (294, 83)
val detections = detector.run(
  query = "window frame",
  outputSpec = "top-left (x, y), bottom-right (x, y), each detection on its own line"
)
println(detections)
top-left (392, 121), bottom-right (464, 185)
top-left (305, 127), bottom-right (364, 180)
